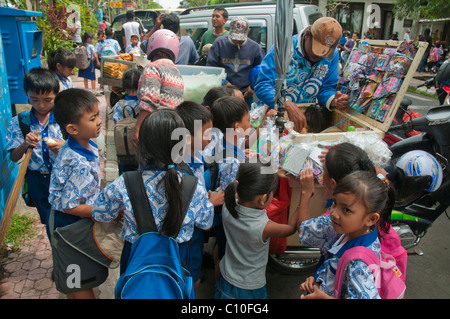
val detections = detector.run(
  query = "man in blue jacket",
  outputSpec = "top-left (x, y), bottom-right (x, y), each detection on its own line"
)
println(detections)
top-left (255, 17), bottom-right (349, 132)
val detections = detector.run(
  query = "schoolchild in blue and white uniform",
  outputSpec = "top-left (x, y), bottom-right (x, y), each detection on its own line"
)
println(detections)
top-left (207, 96), bottom-right (251, 273)
top-left (6, 68), bottom-right (64, 229)
top-left (49, 88), bottom-right (102, 299)
top-left (112, 68), bottom-right (142, 124)
top-left (175, 101), bottom-right (225, 288)
top-left (297, 170), bottom-right (395, 299)
top-left (47, 48), bottom-right (76, 91)
top-left (92, 109), bottom-right (214, 275)
top-left (78, 32), bottom-right (98, 92)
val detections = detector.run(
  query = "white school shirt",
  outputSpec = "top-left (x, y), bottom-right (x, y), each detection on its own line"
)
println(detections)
top-left (49, 136), bottom-right (100, 211)
top-left (6, 110), bottom-right (64, 172)
top-left (92, 169), bottom-right (214, 244)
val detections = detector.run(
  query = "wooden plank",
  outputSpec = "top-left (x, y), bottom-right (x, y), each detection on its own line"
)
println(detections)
top-left (0, 132), bottom-right (38, 247)
top-left (338, 40), bottom-right (428, 133)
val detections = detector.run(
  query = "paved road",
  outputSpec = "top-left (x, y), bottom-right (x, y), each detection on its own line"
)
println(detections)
top-left (404, 91), bottom-right (441, 113)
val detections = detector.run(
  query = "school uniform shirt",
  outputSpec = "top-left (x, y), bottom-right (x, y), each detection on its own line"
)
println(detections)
top-left (92, 169), bottom-right (214, 244)
top-left (125, 43), bottom-right (143, 54)
top-left (216, 138), bottom-right (247, 192)
top-left (137, 58), bottom-right (184, 113)
top-left (113, 95), bottom-right (139, 124)
top-left (6, 110), bottom-right (64, 172)
top-left (185, 156), bottom-right (206, 186)
top-left (299, 215), bottom-right (381, 299)
top-left (96, 37), bottom-right (121, 57)
top-left (49, 136), bottom-right (101, 212)
top-left (54, 72), bottom-right (73, 91)
top-left (86, 43), bottom-right (95, 60)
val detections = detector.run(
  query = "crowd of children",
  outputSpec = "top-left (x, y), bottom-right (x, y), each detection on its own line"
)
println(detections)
top-left (6, 20), bottom-right (400, 300)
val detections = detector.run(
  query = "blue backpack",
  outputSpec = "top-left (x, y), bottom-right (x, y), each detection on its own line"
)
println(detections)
top-left (115, 170), bottom-right (198, 299)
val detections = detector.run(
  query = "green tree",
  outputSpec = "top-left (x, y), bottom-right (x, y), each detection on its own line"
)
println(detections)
top-left (394, 0), bottom-right (450, 19)
top-left (185, 0), bottom-right (238, 8)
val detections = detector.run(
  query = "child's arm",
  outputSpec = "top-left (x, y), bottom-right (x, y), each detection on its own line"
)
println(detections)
top-left (261, 168), bottom-right (315, 241)
top-left (9, 132), bottom-right (39, 162)
top-left (94, 51), bottom-right (100, 68)
top-left (262, 210), bottom-right (298, 242)
top-left (64, 205), bottom-right (93, 218)
top-left (208, 189), bottom-right (224, 207)
top-left (296, 168), bottom-right (315, 230)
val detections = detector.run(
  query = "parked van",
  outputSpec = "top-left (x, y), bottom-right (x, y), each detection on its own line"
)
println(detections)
top-left (178, 2), bottom-right (323, 53)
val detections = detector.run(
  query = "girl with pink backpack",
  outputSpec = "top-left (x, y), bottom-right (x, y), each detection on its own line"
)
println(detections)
top-left (298, 170), bottom-right (405, 299)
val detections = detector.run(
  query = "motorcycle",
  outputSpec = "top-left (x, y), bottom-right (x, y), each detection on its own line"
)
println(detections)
top-left (384, 59), bottom-right (450, 146)
top-left (385, 106), bottom-right (450, 255)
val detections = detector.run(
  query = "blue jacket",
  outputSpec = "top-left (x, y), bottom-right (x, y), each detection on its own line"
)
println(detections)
top-left (255, 31), bottom-right (339, 109)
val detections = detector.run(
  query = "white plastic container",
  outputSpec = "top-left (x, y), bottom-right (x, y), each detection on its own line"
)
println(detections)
top-left (177, 65), bottom-right (227, 103)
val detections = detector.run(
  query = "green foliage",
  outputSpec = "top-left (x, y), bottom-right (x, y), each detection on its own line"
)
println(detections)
top-left (394, 0), bottom-right (450, 20)
top-left (36, 3), bottom-right (73, 58)
top-left (185, 0), bottom-right (239, 8)
top-left (142, 1), bottom-right (163, 9)
top-left (4, 213), bottom-right (37, 249)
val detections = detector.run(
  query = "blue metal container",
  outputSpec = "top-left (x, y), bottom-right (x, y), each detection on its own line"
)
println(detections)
top-left (0, 7), bottom-right (42, 108)
top-left (0, 30), bottom-right (18, 221)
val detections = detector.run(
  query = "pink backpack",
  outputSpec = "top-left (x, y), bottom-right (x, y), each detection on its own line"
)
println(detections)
top-left (334, 226), bottom-right (407, 299)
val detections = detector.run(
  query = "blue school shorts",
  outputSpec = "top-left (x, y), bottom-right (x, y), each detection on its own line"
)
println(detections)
top-left (214, 275), bottom-right (268, 299)
top-left (26, 170), bottom-right (51, 225)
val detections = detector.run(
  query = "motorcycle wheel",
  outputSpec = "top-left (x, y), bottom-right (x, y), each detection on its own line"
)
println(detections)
top-left (267, 247), bottom-right (321, 275)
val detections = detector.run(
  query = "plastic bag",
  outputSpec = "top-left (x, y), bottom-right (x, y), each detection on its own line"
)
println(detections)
top-left (266, 178), bottom-right (291, 254)
top-left (338, 133), bottom-right (392, 167)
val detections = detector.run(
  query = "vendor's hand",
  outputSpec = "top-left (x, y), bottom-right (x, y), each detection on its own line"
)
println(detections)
top-left (284, 101), bottom-right (307, 133)
top-left (243, 85), bottom-right (254, 99)
top-left (208, 189), bottom-right (224, 207)
top-left (265, 109), bottom-right (277, 120)
top-left (331, 91), bottom-right (350, 111)
top-left (300, 168), bottom-right (314, 197)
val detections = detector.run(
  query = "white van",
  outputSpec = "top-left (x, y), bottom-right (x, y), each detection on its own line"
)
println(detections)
top-left (178, 2), bottom-right (323, 53)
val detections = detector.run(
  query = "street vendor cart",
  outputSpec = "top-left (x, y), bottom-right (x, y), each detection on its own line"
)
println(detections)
top-left (267, 38), bottom-right (429, 274)
top-left (98, 53), bottom-right (226, 107)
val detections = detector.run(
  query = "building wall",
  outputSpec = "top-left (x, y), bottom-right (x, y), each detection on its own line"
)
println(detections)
top-left (317, 0), bottom-right (413, 40)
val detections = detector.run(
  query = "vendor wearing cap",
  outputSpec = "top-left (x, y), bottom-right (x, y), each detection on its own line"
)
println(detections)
top-left (255, 17), bottom-right (350, 132)
top-left (207, 16), bottom-right (265, 107)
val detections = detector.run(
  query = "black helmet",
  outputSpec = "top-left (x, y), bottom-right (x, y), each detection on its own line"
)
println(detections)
top-left (435, 59), bottom-right (450, 87)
